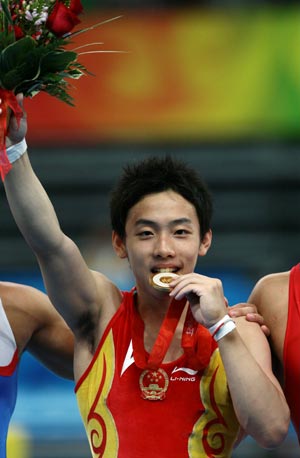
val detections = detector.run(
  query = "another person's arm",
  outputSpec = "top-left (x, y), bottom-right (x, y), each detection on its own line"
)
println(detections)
top-left (228, 302), bottom-right (270, 336)
top-left (247, 271), bottom-right (289, 367)
top-left (1, 282), bottom-right (74, 379)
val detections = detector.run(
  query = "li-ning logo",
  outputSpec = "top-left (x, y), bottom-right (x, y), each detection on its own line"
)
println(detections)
top-left (172, 366), bottom-right (198, 376)
top-left (170, 366), bottom-right (198, 382)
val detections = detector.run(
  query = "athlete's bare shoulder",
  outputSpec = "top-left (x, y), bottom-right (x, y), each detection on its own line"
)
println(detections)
top-left (249, 271), bottom-right (290, 320)
top-left (0, 281), bottom-right (70, 352)
top-left (248, 271), bottom-right (290, 366)
top-left (0, 281), bottom-right (49, 311)
top-left (0, 280), bottom-right (61, 313)
top-left (90, 269), bottom-right (123, 309)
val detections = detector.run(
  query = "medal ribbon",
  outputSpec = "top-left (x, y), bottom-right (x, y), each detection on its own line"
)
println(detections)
top-left (0, 89), bottom-right (23, 181)
top-left (132, 298), bottom-right (186, 370)
top-left (132, 296), bottom-right (215, 371)
top-left (182, 306), bottom-right (216, 370)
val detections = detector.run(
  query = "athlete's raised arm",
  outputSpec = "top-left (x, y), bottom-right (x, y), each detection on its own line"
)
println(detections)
top-left (2, 96), bottom-right (109, 347)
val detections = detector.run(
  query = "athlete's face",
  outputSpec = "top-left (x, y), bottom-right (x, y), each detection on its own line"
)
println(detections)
top-left (112, 190), bottom-right (212, 296)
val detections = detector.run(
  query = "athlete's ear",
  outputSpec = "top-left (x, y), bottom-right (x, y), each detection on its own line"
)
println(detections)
top-left (112, 231), bottom-right (128, 259)
top-left (198, 229), bottom-right (212, 257)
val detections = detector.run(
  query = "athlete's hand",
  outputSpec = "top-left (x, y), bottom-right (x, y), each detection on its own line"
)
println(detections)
top-left (169, 273), bottom-right (227, 328)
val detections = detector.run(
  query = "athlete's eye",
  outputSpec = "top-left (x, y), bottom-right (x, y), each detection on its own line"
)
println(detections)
top-left (174, 229), bottom-right (190, 236)
top-left (137, 230), bottom-right (153, 239)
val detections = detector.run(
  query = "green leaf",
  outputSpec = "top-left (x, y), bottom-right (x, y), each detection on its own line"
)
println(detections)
top-left (65, 68), bottom-right (84, 80)
top-left (43, 83), bottom-right (75, 106)
top-left (40, 50), bottom-right (77, 73)
top-left (0, 36), bottom-right (36, 72)
top-left (0, 0), bottom-right (13, 25)
top-left (0, 30), bottom-right (15, 51)
top-left (0, 37), bottom-right (43, 90)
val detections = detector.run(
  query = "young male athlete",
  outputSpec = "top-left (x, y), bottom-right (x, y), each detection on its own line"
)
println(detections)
top-left (0, 281), bottom-right (74, 458)
top-left (1, 95), bottom-right (290, 458)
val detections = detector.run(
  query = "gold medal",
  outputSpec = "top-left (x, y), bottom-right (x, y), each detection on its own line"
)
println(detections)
top-left (139, 368), bottom-right (169, 401)
top-left (150, 272), bottom-right (179, 292)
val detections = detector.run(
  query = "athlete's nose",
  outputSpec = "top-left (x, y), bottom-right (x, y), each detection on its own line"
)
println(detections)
top-left (153, 234), bottom-right (175, 258)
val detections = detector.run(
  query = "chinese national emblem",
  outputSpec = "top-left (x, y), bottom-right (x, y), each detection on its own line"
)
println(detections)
top-left (139, 368), bottom-right (169, 401)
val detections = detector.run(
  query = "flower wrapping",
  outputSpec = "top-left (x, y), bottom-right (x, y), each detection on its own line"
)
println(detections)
top-left (0, 88), bottom-right (23, 179)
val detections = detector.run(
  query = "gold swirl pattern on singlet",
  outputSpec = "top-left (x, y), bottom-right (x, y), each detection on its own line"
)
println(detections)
top-left (76, 330), bottom-right (118, 458)
top-left (188, 349), bottom-right (239, 457)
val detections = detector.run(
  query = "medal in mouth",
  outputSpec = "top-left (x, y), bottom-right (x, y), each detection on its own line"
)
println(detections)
top-left (150, 271), bottom-right (179, 291)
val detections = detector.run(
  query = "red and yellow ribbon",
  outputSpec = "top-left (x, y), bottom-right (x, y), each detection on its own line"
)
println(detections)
top-left (0, 89), bottom-right (23, 181)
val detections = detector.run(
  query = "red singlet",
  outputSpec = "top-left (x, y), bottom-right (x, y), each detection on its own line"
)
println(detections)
top-left (75, 289), bottom-right (239, 457)
top-left (283, 263), bottom-right (300, 442)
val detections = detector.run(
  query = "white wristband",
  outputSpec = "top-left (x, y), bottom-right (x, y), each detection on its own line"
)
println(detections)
top-left (6, 139), bottom-right (27, 163)
top-left (208, 314), bottom-right (236, 342)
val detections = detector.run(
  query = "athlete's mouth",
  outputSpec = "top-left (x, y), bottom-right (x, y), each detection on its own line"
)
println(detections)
top-left (151, 267), bottom-right (179, 274)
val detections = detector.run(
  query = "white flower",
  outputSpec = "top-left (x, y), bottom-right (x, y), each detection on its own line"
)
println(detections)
top-left (35, 12), bottom-right (48, 25)
top-left (25, 10), bottom-right (33, 20)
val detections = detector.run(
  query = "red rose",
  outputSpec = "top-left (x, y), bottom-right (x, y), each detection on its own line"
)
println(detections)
top-left (46, 0), bottom-right (82, 37)
top-left (70, 0), bottom-right (83, 15)
top-left (8, 25), bottom-right (24, 40)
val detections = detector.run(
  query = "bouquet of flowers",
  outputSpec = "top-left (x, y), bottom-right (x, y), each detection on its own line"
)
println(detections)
top-left (0, 0), bottom-right (121, 178)
top-left (0, 0), bottom-right (90, 106)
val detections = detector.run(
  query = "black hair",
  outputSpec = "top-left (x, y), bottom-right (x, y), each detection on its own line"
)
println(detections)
top-left (110, 156), bottom-right (213, 241)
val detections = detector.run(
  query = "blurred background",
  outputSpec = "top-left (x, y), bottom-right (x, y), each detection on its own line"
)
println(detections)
top-left (1, 0), bottom-right (300, 456)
